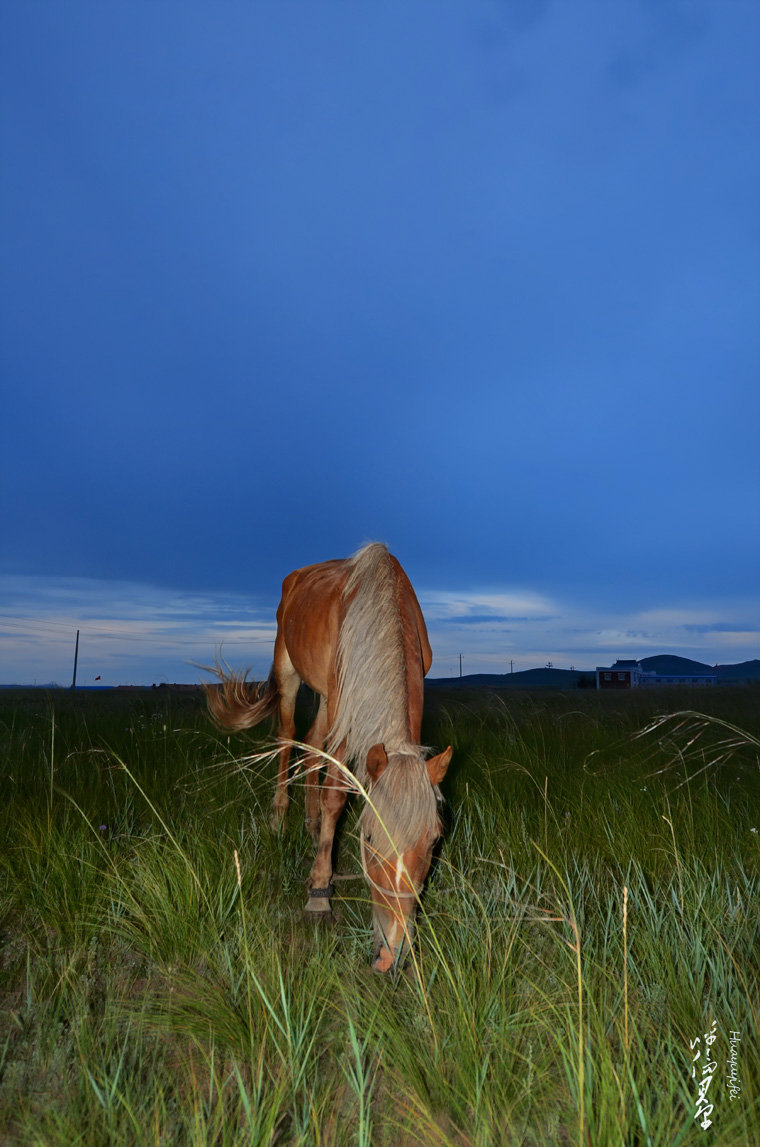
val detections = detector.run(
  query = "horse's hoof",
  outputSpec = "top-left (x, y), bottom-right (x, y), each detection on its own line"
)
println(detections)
top-left (304, 885), bottom-right (334, 920)
top-left (303, 900), bottom-right (333, 923)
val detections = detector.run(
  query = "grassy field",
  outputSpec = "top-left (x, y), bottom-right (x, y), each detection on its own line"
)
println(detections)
top-left (1, 684), bottom-right (758, 1145)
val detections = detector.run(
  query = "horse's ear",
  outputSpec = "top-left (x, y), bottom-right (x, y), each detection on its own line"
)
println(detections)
top-left (366, 743), bottom-right (389, 782)
top-left (426, 746), bottom-right (452, 786)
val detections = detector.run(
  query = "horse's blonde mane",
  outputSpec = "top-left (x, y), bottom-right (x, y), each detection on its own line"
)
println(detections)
top-left (328, 543), bottom-right (440, 853)
top-left (328, 543), bottom-right (410, 772)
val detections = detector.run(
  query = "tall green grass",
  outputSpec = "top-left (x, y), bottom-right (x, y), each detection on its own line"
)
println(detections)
top-left (1, 686), bottom-right (758, 1144)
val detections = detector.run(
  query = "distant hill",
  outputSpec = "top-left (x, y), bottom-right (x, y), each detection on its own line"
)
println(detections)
top-left (715, 658), bottom-right (760, 682)
top-left (3, 659), bottom-right (757, 692)
top-left (427, 667), bottom-right (592, 690)
top-left (639, 655), bottom-right (760, 682)
top-left (428, 657), bottom-right (760, 690)
top-left (639, 655), bottom-right (713, 675)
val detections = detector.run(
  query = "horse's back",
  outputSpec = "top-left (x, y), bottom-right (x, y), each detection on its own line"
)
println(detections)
top-left (388, 554), bottom-right (433, 677)
top-left (275, 547), bottom-right (432, 704)
top-left (277, 558), bottom-right (348, 694)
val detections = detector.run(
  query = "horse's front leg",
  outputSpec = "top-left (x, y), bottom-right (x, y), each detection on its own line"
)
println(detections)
top-left (304, 750), bottom-right (347, 919)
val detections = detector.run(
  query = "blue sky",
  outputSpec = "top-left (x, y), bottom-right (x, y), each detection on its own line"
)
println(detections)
top-left (2, 1), bottom-right (759, 685)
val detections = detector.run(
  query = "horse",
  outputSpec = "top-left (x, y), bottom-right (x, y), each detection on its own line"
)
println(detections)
top-left (206, 542), bottom-right (452, 972)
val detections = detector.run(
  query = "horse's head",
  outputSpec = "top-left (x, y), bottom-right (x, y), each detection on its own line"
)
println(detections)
top-left (361, 742), bottom-right (452, 973)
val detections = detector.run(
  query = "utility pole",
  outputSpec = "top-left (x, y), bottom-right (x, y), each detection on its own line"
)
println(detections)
top-left (510, 659), bottom-right (514, 674)
top-left (71, 629), bottom-right (79, 690)
top-left (459, 654), bottom-right (463, 678)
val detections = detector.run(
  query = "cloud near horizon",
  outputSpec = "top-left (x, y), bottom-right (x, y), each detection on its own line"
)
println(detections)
top-left (0, 575), bottom-right (276, 686)
top-left (0, 574), bottom-right (756, 686)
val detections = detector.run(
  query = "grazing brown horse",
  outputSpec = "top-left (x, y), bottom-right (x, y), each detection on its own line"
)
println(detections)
top-left (206, 543), bottom-right (452, 972)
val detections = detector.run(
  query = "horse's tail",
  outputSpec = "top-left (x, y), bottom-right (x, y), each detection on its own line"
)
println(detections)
top-left (205, 662), bottom-right (279, 732)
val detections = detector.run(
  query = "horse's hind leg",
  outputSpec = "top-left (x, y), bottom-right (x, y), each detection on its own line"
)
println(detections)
top-left (303, 696), bottom-right (328, 846)
top-left (271, 643), bottom-right (300, 831)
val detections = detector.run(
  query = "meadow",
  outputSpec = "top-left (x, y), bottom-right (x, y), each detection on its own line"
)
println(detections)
top-left (0, 684), bottom-right (758, 1145)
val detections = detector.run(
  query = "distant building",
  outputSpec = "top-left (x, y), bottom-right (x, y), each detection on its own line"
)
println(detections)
top-left (596, 660), bottom-right (650, 689)
top-left (595, 660), bottom-right (717, 689)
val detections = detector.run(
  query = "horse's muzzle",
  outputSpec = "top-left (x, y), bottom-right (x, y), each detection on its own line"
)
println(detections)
top-left (370, 912), bottom-right (415, 973)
